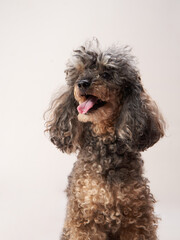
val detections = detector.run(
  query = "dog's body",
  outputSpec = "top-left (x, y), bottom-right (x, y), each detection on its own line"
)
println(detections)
top-left (45, 40), bottom-right (165, 240)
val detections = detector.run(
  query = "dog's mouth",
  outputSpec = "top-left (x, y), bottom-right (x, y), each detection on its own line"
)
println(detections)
top-left (77, 95), bottom-right (107, 114)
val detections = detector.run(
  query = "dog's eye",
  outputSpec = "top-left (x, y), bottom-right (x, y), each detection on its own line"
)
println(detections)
top-left (100, 72), bottom-right (111, 80)
top-left (89, 62), bottom-right (96, 69)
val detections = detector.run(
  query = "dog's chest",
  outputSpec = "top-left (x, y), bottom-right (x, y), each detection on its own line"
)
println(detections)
top-left (68, 160), bottom-right (115, 210)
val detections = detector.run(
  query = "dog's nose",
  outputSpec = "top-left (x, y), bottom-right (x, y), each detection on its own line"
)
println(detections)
top-left (77, 79), bottom-right (91, 90)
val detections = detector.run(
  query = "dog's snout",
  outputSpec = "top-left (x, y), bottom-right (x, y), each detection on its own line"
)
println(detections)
top-left (77, 79), bottom-right (91, 90)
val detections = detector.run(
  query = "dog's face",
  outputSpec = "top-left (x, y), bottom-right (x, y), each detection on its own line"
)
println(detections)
top-left (66, 42), bottom-right (139, 131)
top-left (74, 65), bottom-right (122, 124)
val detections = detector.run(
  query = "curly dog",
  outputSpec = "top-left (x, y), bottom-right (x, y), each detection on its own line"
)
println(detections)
top-left (45, 39), bottom-right (165, 240)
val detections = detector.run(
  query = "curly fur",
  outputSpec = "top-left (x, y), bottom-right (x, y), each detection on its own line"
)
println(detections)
top-left (45, 39), bottom-right (165, 240)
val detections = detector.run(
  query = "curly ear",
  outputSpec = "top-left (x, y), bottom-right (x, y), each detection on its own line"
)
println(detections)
top-left (45, 87), bottom-right (83, 154)
top-left (116, 84), bottom-right (165, 152)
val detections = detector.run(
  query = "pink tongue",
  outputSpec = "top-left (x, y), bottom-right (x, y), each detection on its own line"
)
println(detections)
top-left (77, 96), bottom-right (98, 114)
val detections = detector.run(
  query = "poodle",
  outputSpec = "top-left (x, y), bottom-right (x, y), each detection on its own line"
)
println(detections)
top-left (45, 39), bottom-right (165, 240)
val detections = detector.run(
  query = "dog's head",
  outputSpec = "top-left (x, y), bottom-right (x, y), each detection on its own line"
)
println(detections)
top-left (45, 39), bottom-right (165, 153)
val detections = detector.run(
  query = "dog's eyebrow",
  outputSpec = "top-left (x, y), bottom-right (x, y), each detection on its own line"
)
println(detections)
top-left (101, 65), bottom-right (117, 72)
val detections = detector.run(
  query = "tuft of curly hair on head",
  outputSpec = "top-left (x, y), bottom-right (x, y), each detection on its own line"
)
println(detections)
top-left (44, 38), bottom-right (166, 240)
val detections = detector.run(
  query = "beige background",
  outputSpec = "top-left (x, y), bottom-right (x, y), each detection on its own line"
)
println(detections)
top-left (0, 0), bottom-right (180, 239)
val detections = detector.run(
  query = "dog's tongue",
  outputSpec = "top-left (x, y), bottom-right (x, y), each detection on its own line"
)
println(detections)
top-left (77, 96), bottom-right (98, 114)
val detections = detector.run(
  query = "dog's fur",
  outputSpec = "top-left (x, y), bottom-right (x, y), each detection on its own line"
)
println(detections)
top-left (45, 39), bottom-right (165, 240)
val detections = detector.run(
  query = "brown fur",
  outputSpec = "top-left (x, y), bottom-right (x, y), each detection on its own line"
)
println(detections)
top-left (45, 39), bottom-right (165, 239)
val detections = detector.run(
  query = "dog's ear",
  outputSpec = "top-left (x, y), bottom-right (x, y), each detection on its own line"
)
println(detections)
top-left (45, 87), bottom-right (83, 154)
top-left (116, 81), bottom-right (165, 152)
